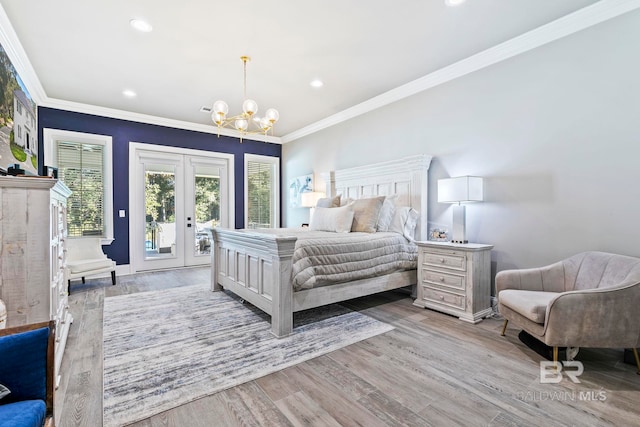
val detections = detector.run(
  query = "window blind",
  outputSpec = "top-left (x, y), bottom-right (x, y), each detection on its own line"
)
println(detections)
top-left (57, 141), bottom-right (105, 237)
top-left (246, 160), bottom-right (274, 229)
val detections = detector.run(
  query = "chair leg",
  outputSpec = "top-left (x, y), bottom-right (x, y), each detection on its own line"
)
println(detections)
top-left (111, 271), bottom-right (116, 286)
top-left (67, 280), bottom-right (71, 295)
top-left (500, 319), bottom-right (508, 336)
top-left (81, 277), bottom-right (86, 284)
top-left (553, 346), bottom-right (559, 371)
top-left (632, 348), bottom-right (640, 375)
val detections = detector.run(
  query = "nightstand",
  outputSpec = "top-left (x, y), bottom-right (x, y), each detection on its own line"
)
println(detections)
top-left (413, 241), bottom-right (493, 323)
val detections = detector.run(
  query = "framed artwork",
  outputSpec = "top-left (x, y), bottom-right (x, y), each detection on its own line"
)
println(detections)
top-left (288, 173), bottom-right (313, 208)
top-left (0, 42), bottom-right (38, 175)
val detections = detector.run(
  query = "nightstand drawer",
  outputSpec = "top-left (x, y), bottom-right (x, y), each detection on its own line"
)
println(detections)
top-left (422, 250), bottom-right (466, 271)
top-left (422, 269), bottom-right (465, 291)
top-left (422, 286), bottom-right (466, 310)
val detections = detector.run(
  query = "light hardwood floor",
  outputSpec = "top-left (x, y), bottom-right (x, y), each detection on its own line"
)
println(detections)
top-left (56, 267), bottom-right (640, 426)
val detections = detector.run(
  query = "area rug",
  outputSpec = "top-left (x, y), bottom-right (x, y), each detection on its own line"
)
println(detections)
top-left (103, 284), bottom-right (393, 426)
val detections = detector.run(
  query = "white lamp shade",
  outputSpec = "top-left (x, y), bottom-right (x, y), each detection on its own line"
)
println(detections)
top-left (300, 191), bottom-right (325, 208)
top-left (438, 176), bottom-right (483, 203)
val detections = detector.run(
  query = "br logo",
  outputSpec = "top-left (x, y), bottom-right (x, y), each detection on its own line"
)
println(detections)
top-left (539, 361), bottom-right (584, 383)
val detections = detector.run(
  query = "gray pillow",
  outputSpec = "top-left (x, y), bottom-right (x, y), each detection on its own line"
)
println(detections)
top-left (316, 195), bottom-right (341, 208)
top-left (351, 196), bottom-right (385, 233)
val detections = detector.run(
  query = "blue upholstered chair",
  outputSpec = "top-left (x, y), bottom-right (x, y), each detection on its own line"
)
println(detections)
top-left (0, 321), bottom-right (55, 427)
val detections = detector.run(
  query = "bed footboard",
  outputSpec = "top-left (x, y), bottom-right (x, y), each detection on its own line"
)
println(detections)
top-left (211, 228), bottom-right (297, 337)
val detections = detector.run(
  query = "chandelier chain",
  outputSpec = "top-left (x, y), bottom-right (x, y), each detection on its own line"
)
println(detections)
top-left (243, 57), bottom-right (248, 100)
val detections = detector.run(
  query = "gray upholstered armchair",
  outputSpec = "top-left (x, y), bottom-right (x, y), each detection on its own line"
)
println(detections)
top-left (497, 251), bottom-right (640, 373)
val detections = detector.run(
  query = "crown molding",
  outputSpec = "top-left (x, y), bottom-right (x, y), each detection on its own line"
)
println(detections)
top-left (281, 0), bottom-right (640, 143)
top-left (41, 97), bottom-right (283, 144)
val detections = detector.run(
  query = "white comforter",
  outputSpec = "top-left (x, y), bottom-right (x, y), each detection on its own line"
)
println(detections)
top-left (254, 228), bottom-right (417, 291)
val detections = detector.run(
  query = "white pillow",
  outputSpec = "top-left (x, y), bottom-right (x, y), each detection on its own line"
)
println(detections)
top-left (389, 206), bottom-right (420, 241)
top-left (310, 205), bottom-right (354, 233)
top-left (376, 195), bottom-right (398, 232)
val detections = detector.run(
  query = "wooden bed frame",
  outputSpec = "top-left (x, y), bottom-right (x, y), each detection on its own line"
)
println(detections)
top-left (210, 154), bottom-right (432, 337)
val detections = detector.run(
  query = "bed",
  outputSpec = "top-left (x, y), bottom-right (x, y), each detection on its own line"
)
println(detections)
top-left (210, 154), bottom-right (432, 337)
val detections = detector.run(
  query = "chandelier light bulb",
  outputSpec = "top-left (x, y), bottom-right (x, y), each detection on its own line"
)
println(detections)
top-left (265, 108), bottom-right (279, 123)
top-left (211, 112), bottom-right (225, 125)
top-left (235, 119), bottom-right (248, 132)
top-left (259, 117), bottom-right (272, 131)
top-left (242, 99), bottom-right (258, 116)
top-left (213, 100), bottom-right (229, 115)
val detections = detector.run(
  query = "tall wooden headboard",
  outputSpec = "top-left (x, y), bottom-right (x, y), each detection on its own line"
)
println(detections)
top-left (322, 154), bottom-right (432, 241)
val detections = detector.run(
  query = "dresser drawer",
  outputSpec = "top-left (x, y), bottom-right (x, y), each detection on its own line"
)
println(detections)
top-left (422, 269), bottom-right (465, 291)
top-left (422, 250), bottom-right (466, 271)
top-left (422, 286), bottom-right (466, 311)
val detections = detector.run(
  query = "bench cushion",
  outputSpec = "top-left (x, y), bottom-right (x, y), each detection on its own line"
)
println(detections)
top-left (67, 257), bottom-right (114, 274)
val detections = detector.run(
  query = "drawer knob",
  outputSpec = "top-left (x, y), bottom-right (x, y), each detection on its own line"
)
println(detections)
top-left (440, 277), bottom-right (445, 282)
top-left (439, 295), bottom-right (444, 300)
top-left (440, 258), bottom-right (445, 263)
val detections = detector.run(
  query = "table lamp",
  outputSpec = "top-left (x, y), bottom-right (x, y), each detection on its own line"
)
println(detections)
top-left (437, 176), bottom-right (483, 243)
top-left (300, 191), bottom-right (325, 223)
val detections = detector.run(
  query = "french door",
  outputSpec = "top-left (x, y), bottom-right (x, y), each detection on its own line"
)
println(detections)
top-left (131, 144), bottom-right (233, 272)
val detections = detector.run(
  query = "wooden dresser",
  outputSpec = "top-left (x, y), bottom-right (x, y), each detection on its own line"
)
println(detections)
top-left (413, 241), bottom-right (493, 323)
top-left (0, 176), bottom-right (72, 387)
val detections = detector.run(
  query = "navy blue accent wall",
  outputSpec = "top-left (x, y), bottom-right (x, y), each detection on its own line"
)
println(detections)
top-left (38, 106), bottom-right (281, 265)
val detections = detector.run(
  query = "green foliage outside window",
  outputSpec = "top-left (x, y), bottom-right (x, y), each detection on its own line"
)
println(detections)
top-left (145, 172), bottom-right (175, 223)
top-left (195, 176), bottom-right (220, 224)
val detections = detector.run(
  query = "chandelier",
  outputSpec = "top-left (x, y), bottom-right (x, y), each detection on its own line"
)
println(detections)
top-left (211, 56), bottom-right (279, 141)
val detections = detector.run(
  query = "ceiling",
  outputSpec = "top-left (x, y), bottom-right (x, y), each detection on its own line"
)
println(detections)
top-left (0, 0), bottom-right (615, 143)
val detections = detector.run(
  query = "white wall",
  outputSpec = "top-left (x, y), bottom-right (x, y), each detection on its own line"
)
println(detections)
top-left (283, 10), bottom-right (640, 280)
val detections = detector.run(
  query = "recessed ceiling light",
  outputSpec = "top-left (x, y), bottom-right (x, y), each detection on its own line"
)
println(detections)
top-left (122, 89), bottom-right (137, 98)
top-left (310, 79), bottom-right (324, 88)
top-left (130, 19), bottom-right (153, 32)
top-left (445, 0), bottom-right (466, 6)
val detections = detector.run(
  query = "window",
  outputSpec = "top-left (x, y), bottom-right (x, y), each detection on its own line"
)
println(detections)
top-left (57, 141), bottom-right (105, 236)
top-left (43, 129), bottom-right (113, 242)
top-left (244, 154), bottom-right (279, 229)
